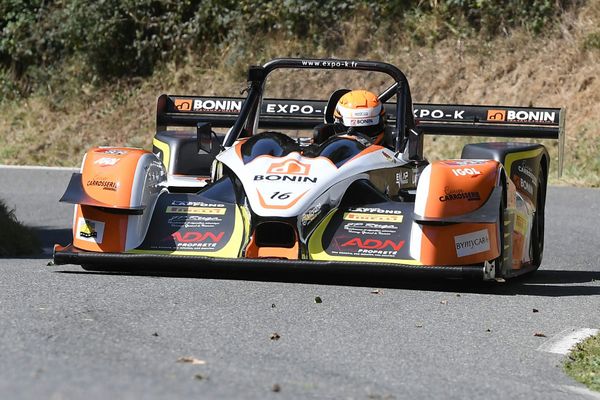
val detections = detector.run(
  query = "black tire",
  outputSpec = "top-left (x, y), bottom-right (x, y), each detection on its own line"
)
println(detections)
top-left (530, 166), bottom-right (546, 269)
top-left (490, 180), bottom-right (507, 280)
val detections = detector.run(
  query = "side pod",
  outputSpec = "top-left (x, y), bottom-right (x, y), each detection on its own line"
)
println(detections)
top-left (410, 160), bottom-right (503, 266)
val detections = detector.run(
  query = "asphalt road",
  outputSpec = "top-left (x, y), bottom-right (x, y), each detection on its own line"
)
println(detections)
top-left (1, 166), bottom-right (599, 400)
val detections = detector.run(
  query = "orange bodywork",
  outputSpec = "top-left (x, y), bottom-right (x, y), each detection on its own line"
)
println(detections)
top-left (81, 147), bottom-right (149, 208)
top-left (73, 205), bottom-right (129, 252)
top-left (416, 160), bottom-right (502, 265)
top-left (419, 223), bottom-right (499, 265)
top-left (245, 234), bottom-right (299, 259)
top-left (73, 147), bottom-right (152, 252)
top-left (423, 160), bottom-right (499, 219)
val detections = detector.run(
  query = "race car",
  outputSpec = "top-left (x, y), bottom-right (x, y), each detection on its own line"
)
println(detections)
top-left (53, 58), bottom-right (565, 280)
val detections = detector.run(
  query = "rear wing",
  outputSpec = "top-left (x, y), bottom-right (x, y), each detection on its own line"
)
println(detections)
top-left (156, 94), bottom-right (565, 175)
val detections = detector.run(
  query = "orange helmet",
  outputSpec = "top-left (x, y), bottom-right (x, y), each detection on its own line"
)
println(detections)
top-left (333, 90), bottom-right (385, 138)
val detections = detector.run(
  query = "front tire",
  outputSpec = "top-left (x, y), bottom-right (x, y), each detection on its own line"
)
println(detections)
top-left (530, 165), bottom-right (546, 270)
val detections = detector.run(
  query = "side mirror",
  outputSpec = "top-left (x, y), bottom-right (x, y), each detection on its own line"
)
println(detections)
top-left (197, 122), bottom-right (216, 154)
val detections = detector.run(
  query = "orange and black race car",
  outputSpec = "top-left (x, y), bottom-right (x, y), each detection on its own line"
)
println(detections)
top-left (54, 58), bottom-right (565, 280)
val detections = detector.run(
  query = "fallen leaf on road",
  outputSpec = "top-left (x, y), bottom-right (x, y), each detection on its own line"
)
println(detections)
top-left (314, 296), bottom-right (322, 303)
top-left (486, 328), bottom-right (492, 332)
top-left (272, 384), bottom-right (281, 392)
top-left (456, 294), bottom-right (461, 297)
top-left (152, 332), bottom-right (159, 337)
top-left (177, 357), bottom-right (206, 365)
top-left (532, 309), bottom-right (539, 313)
top-left (194, 374), bottom-right (207, 381)
top-left (270, 333), bottom-right (281, 340)
top-left (415, 323), bottom-right (423, 328)
top-left (534, 332), bottom-right (547, 337)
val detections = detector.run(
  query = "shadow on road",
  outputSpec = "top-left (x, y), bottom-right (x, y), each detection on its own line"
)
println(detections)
top-left (54, 265), bottom-right (600, 298)
top-left (34, 227), bottom-right (72, 259)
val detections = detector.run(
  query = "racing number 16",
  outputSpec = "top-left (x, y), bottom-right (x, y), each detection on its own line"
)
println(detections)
top-left (270, 191), bottom-right (291, 200)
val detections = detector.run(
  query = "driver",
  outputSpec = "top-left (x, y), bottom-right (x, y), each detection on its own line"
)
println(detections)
top-left (333, 89), bottom-right (386, 146)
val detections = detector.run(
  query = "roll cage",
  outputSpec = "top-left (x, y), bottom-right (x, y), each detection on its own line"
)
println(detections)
top-left (222, 58), bottom-right (418, 157)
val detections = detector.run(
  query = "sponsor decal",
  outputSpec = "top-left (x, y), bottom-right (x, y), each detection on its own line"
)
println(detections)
top-left (254, 175), bottom-right (317, 183)
top-left (350, 118), bottom-right (374, 126)
top-left (255, 159), bottom-right (316, 183)
top-left (174, 99), bottom-right (192, 111)
top-left (441, 160), bottom-right (488, 166)
top-left (168, 215), bottom-right (223, 229)
top-left (343, 222), bottom-right (398, 236)
top-left (86, 178), bottom-right (118, 191)
top-left (76, 218), bottom-right (105, 243)
top-left (170, 231), bottom-right (224, 243)
top-left (94, 157), bottom-right (119, 166)
top-left (265, 103), bottom-right (318, 115)
top-left (338, 237), bottom-right (406, 256)
top-left (517, 177), bottom-right (534, 195)
top-left (514, 213), bottom-right (528, 235)
top-left (439, 187), bottom-right (481, 202)
top-left (343, 212), bottom-right (403, 223)
top-left (301, 203), bottom-right (322, 226)
top-left (486, 109), bottom-right (556, 124)
top-left (192, 99), bottom-right (242, 113)
top-left (347, 207), bottom-right (403, 214)
top-left (99, 149), bottom-right (127, 155)
top-left (173, 98), bottom-right (244, 113)
top-left (396, 170), bottom-right (410, 185)
top-left (341, 237), bottom-right (405, 251)
top-left (167, 231), bottom-right (225, 250)
top-left (267, 159), bottom-right (311, 175)
top-left (414, 109), bottom-right (465, 120)
top-left (171, 200), bottom-right (225, 207)
top-left (451, 167), bottom-right (482, 177)
top-left (454, 229), bottom-right (490, 257)
top-left (166, 206), bottom-right (226, 215)
top-left (301, 60), bottom-right (358, 68)
top-left (487, 109), bottom-right (506, 121)
top-left (517, 164), bottom-right (536, 182)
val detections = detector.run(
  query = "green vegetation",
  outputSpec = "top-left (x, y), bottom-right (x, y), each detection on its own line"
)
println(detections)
top-left (0, 200), bottom-right (41, 257)
top-left (583, 32), bottom-right (600, 50)
top-left (0, 0), bottom-right (599, 187)
top-left (565, 333), bottom-right (600, 392)
top-left (0, 0), bottom-right (570, 97)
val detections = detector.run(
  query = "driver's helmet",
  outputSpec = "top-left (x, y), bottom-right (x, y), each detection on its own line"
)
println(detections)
top-left (333, 89), bottom-right (385, 139)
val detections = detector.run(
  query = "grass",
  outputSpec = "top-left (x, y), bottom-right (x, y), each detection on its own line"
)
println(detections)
top-left (0, 200), bottom-right (41, 257)
top-left (565, 333), bottom-right (600, 392)
top-left (0, 2), bottom-right (599, 186)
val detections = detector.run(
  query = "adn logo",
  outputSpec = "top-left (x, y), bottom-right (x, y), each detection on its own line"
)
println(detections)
top-left (174, 99), bottom-right (192, 111)
top-left (341, 238), bottom-right (405, 251)
top-left (487, 109), bottom-right (506, 121)
top-left (267, 159), bottom-right (311, 176)
top-left (170, 231), bottom-right (224, 243)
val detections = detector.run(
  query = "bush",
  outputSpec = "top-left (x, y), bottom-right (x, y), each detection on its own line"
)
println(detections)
top-left (0, 200), bottom-right (40, 257)
top-left (0, 0), bottom-right (570, 94)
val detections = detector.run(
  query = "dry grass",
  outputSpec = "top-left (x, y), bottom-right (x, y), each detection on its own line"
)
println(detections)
top-left (1, 2), bottom-right (599, 186)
